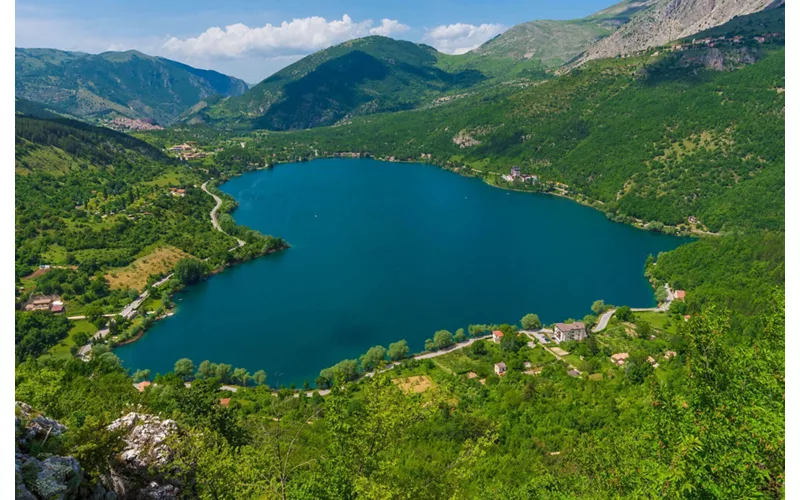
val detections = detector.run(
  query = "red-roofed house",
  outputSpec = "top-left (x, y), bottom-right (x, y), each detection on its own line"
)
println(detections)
top-left (492, 330), bottom-right (504, 343)
top-left (133, 381), bottom-right (151, 392)
top-left (220, 398), bottom-right (231, 407)
top-left (674, 290), bottom-right (686, 300)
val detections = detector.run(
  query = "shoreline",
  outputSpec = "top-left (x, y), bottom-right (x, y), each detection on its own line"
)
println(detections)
top-left (103, 180), bottom-right (290, 352)
top-left (110, 155), bottom-right (678, 380)
top-left (249, 154), bottom-right (717, 238)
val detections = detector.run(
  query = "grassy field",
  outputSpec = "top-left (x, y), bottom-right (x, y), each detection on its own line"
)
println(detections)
top-left (632, 311), bottom-right (678, 335)
top-left (44, 320), bottom-right (97, 360)
top-left (105, 245), bottom-right (189, 291)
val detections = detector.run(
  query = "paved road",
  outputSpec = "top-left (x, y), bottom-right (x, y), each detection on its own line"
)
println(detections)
top-left (593, 309), bottom-right (616, 333)
top-left (76, 273), bottom-right (173, 360)
top-left (201, 181), bottom-right (246, 249)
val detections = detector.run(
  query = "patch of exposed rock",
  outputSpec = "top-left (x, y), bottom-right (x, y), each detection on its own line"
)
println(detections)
top-left (452, 130), bottom-right (482, 148)
top-left (579, 0), bottom-right (772, 64)
top-left (14, 403), bottom-right (183, 500)
top-left (105, 413), bottom-right (182, 500)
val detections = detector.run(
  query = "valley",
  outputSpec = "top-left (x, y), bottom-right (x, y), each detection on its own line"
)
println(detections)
top-left (12, 0), bottom-right (786, 498)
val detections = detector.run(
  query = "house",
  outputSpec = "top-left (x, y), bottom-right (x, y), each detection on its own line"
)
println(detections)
top-left (688, 216), bottom-right (697, 224)
top-left (611, 352), bottom-right (629, 366)
top-left (674, 290), bottom-right (686, 300)
top-left (684, 315), bottom-right (691, 321)
top-left (169, 188), bottom-right (186, 197)
top-left (133, 381), bottom-right (151, 392)
top-left (647, 356), bottom-right (659, 368)
top-left (24, 295), bottom-right (61, 312)
top-left (511, 166), bottom-right (521, 178)
top-left (219, 398), bottom-right (231, 407)
top-left (553, 322), bottom-right (587, 342)
top-left (50, 302), bottom-right (64, 314)
top-left (467, 372), bottom-right (479, 379)
top-left (494, 362), bottom-right (507, 376)
top-left (663, 351), bottom-right (677, 360)
top-left (567, 369), bottom-right (580, 377)
top-left (492, 330), bottom-right (504, 343)
top-left (523, 361), bottom-right (532, 369)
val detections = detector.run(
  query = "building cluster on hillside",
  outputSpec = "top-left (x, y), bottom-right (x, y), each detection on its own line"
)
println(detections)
top-left (168, 143), bottom-right (209, 161)
top-left (169, 187), bottom-right (186, 197)
top-left (501, 166), bottom-right (539, 184)
top-left (107, 117), bottom-right (163, 131)
top-left (23, 295), bottom-right (64, 313)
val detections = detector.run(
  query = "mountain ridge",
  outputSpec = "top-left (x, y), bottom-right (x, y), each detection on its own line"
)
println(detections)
top-left (15, 48), bottom-right (249, 125)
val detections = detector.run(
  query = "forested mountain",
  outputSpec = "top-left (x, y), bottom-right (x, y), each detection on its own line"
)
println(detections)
top-left (183, 36), bottom-right (488, 130)
top-left (15, 48), bottom-right (248, 125)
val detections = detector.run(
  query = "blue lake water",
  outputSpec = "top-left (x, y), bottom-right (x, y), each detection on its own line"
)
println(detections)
top-left (116, 159), bottom-right (688, 385)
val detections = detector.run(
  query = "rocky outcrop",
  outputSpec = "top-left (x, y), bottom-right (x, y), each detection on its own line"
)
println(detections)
top-left (15, 402), bottom-right (83, 500)
top-left (15, 403), bottom-right (182, 500)
top-left (104, 413), bottom-right (182, 500)
top-left (578, 0), bottom-right (772, 63)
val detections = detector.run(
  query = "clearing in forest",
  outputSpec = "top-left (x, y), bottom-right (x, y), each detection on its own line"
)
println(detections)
top-left (106, 246), bottom-right (190, 291)
top-left (392, 375), bottom-right (434, 394)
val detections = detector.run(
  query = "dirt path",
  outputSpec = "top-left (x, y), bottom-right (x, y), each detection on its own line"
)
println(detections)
top-left (201, 181), bottom-right (246, 249)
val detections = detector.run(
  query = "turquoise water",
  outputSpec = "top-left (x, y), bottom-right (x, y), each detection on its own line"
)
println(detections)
top-left (116, 159), bottom-right (687, 385)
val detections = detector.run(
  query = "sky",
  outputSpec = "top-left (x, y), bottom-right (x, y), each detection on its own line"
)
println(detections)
top-left (15, 0), bottom-right (616, 83)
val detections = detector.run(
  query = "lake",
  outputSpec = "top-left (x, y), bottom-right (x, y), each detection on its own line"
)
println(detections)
top-left (116, 159), bottom-right (688, 385)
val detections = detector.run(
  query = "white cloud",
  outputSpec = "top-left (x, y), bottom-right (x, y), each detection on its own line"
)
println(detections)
top-left (422, 23), bottom-right (506, 55)
top-left (369, 19), bottom-right (410, 37)
top-left (162, 15), bottom-right (408, 59)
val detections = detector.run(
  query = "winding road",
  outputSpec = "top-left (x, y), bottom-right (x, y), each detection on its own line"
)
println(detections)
top-left (593, 309), bottom-right (617, 333)
top-left (201, 181), bottom-right (246, 249)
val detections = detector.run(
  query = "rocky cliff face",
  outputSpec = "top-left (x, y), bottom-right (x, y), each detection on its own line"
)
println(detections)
top-left (579, 0), bottom-right (772, 63)
top-left (104, 413), bottom-right (182, 500)
top-left (15, 403), bottom-right (183, 500)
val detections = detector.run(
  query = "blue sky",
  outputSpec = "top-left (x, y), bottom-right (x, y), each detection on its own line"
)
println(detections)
top-left (16, 0), bottom-right (616, 82)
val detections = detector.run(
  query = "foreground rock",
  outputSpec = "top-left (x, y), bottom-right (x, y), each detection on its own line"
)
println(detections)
top-left (105, 413), bottom-right (182, 500)
top-left (15, 403), bottom-right (183, 500)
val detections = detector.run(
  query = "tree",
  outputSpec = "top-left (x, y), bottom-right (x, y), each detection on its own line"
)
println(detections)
top-left (133, 369), bottom-right (151, 382)
top-left (174, 358), bottom-right (195, 381)
top-left (359, 345), bottom-right (387, 372)
top-left (655, 286), bottom-right (668, 303)
top-left (586, 335), bottom-right (600, 356)
top-left (424, 339), bottom-right (435, 352)
top-left (233, 367), bottom-right (250, 386)
top-left (583, 314), bottom-right (597, 331)
top-left (500, 333), bottom-right (522, 353)
top-left (196, 360), bottom-right (214, 379)
top-left (635, 320), bottom-right (652, 338)
top-left (174, 258), bottom-right (205, 285)
top-left (454, 328), bottom-right (466, 343)
top-left (214, 363), bottom-right (233, 382)
top-left (616, 306), bottom-right (634, 322)
top-left (520, 313), bottom-right (541, 330)
top-left (470, 340), bottom-right (487, 356)
top-left (591, 300), bottom-right (607, 315)
top-left (387, 340), bottom-right (409, 361)
top-left (253, 370), bottom-right (267, 386)
top-left (433, 330), bottom-right (453, 350)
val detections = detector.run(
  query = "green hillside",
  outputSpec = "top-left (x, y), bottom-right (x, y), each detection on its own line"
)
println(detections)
top-left (15, 48), bottom-right (249, 125)
top-left (469, 0), bottom-right (656, 67)
top-left (190, 36), bottom-right (487, 130)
